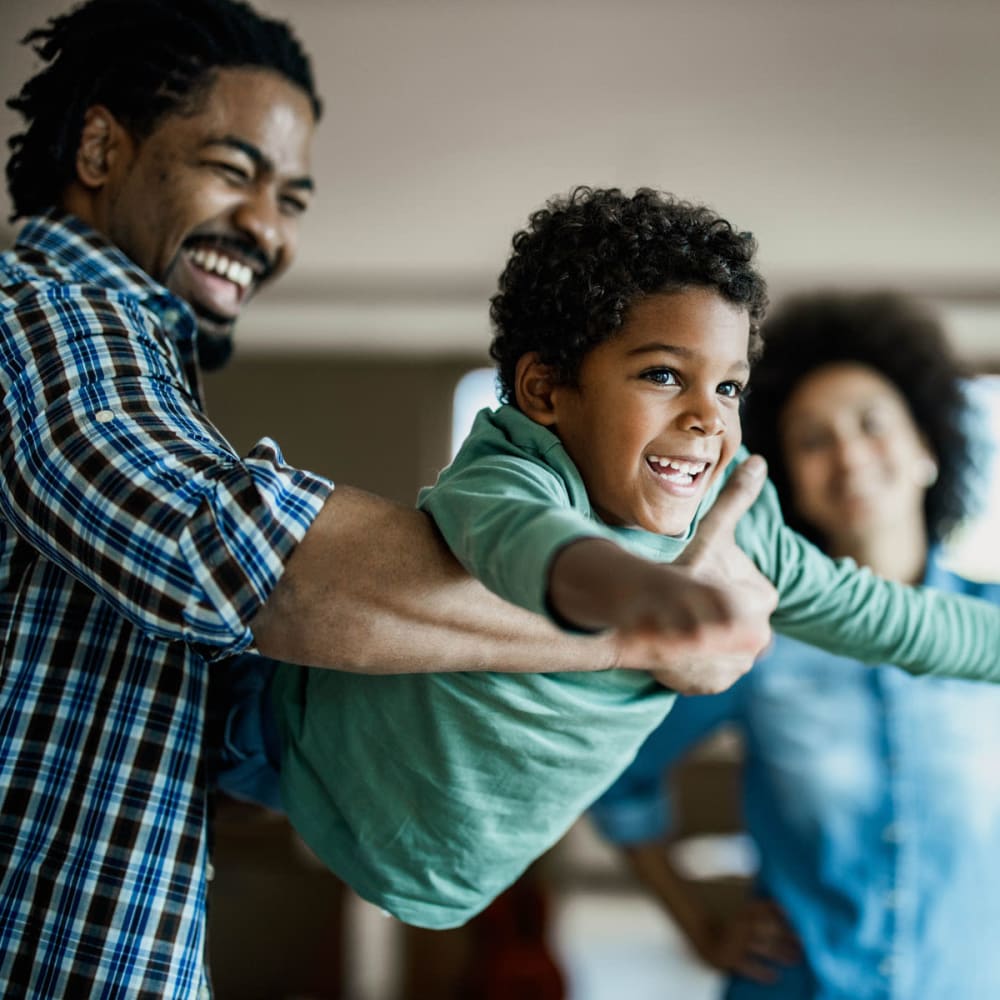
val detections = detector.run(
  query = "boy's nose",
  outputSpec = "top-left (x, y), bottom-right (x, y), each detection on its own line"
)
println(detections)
top-left (679, 395), bottom-right (725, 435)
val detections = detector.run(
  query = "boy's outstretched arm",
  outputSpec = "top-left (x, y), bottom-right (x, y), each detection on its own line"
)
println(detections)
top-left (550, 457), bottom-right (778, 692)
top-left (250, 461), bottom-right (774, 689)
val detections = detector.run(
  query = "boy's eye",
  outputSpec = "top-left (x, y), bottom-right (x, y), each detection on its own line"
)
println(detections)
top-left (640, 368), bottom-right (679, 386)
top-left (717, 380), bottom-right (745, 399)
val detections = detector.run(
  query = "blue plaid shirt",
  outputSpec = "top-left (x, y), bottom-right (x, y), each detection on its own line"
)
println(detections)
top-left (0, 213), bottom-right (333, 997)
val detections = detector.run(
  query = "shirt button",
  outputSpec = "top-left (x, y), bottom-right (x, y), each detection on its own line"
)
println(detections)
top-left (94, 409), bottom-right (116, 424)
top-left (198, 985), bottom-right (211, 1000)
top-left (163, 309), bottom-right (182, 327)
top-left (206, 862), bottom-right (216, 883)
top-left (881, 823), bottom-right (901, 843)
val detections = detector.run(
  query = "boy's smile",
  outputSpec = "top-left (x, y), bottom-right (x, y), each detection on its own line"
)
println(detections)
top-left (546, 288), bottom-right (750, 536)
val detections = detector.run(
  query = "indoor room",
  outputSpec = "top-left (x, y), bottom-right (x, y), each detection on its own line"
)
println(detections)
top-left (2, 1), bottom-right (998, 997)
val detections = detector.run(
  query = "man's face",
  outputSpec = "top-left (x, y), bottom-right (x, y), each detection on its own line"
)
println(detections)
top-left (95, 67), bottom-right (315, 368)
top-left (549, 289), bottom-right (750, 536)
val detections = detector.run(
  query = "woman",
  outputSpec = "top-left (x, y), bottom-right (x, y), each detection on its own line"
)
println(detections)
top-left (590, 290), bottom-right (1000, 999)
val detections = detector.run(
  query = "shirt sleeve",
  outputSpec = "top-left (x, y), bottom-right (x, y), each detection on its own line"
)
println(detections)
top-left (737, 476), bottom-right (1000, 683)
top-left (0, 285), bottom-right (333, 657)
top-left (589, 684), bottom-right (742, 845)
top-left (418, 441), bottom-right (620, 618)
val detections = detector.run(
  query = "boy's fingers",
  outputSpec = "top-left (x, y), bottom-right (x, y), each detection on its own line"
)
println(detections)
top-left (683, 456), bottom-right (767, 558)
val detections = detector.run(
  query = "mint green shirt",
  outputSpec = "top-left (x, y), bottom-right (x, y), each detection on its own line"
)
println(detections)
top-left (274, 405), bottom-right (1000, 929)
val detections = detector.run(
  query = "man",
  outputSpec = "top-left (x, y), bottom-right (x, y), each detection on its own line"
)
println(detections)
top-left (0, 0), bottom-right (775, 994)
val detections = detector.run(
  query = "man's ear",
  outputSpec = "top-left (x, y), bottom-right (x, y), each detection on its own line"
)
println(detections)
top-left (513, 352), bottom-right (560, 426)
top-left (75, 106), bottom-right (128, 189)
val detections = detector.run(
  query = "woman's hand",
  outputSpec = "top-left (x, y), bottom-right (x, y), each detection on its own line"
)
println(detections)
top-left (694, 899), bottom-right (801, 983)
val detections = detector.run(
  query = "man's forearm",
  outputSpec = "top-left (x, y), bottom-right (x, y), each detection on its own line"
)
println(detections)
top-left (250, 486), bottom-right (619, 674)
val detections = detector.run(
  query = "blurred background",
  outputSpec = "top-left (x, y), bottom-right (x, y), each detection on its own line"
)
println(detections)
top-left (2, 1), bottom-right (999, 997)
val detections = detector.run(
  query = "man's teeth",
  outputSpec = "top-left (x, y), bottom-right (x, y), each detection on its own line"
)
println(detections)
top-left (187, 247), bottom-right (254, 290)
top-left (648, 455), bottom-right (707, 482)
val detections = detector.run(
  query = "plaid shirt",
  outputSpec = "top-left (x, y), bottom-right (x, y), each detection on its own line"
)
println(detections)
top-left (0, 213), bottom-right (333, 997)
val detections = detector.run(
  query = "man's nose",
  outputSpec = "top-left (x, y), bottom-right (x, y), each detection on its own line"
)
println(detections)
top-left (233, 189), bottom-right (290, 268)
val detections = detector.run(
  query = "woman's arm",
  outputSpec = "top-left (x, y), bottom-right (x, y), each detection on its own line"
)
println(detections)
top-left (623, 841), bottom-right (799, 982)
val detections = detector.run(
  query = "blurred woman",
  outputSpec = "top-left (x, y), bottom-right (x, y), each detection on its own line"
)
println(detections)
top-left (590, 291), bottom-right (1000, 999)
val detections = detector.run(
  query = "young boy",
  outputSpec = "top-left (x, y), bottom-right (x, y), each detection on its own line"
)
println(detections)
top-left (260, 188), bottom-right (1000, 930)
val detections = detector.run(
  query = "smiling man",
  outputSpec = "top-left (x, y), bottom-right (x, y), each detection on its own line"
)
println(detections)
top-left (0, 3), bottom-right (783, 995)
top-left (63, 66), bottom-right (314, 370)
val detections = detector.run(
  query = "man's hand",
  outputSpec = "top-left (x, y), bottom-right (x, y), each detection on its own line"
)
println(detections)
top-left (550, 456), bottom-right (777, 693)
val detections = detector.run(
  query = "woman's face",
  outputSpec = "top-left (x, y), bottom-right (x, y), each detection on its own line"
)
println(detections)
top-left (779, 362), bottom-right (937, 546)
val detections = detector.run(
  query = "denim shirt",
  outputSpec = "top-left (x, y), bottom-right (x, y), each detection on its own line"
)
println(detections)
top-left (590, 551), bottom-right (1000, 1000)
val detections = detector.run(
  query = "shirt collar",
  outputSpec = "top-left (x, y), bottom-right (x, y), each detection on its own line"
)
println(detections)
top-left (922, 545), bottom-right (960, 592)
top-left (15, 209), bottom-right (191, 315)
top-left (15, 208), bottom-right (199, 354)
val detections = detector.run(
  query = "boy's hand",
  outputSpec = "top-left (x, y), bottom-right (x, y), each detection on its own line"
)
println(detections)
top-left (651, 454), bottom-right (778, 692)
top-left (550, 456), bottom-right (776, 693)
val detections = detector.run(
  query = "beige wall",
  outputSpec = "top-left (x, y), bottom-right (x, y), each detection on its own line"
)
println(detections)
top-left (204, 354), bottom-right (483, 506)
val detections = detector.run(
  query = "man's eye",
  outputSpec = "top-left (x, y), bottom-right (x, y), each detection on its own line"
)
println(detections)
top-left (641, 368), bottom-right (678, 386)
top-left (280, 194), bottom-right (310, 216)
top-left (213, 162), bottom-right (251, 182)
top-left (718, 381), bottom-right (745, 399)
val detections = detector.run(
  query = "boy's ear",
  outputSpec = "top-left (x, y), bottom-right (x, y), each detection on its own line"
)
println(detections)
top-left (75, 106), bottom-right (130, 189)
top-left (513, 352), bottom-right (559, 426)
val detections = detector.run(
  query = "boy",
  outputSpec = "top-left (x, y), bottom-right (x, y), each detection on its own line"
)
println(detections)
top-left (261, 188), bottom-right (1000, 930)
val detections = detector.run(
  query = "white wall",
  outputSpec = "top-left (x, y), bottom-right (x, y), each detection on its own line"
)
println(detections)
top-left (3, 0), bottom-right (998, 355)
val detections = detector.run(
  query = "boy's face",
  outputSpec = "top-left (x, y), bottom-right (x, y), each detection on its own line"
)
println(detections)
top-left (550, 288), bottom-right (750, 536)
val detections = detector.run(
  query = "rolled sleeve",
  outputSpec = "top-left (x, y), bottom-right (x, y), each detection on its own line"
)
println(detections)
top-left (1, 285), bottom-right (333, 656)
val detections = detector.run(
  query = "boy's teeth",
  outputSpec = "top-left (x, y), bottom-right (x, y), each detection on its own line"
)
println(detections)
top-left (649, 455), bottom-right (707, 476)
top-left (187, 247), bottom-right (253, 290)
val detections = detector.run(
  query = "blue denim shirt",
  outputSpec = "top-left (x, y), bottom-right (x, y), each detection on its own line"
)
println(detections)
top-left (591, 551), bottom-right (1000, 1000)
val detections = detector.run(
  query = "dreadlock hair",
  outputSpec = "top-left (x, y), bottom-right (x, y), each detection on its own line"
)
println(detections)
top-left (489, 186), bottom-right (768, 405)
top-left (6, 0), bottom-right (322, 220)
top-left (743, 290), bottom-right (973, 546)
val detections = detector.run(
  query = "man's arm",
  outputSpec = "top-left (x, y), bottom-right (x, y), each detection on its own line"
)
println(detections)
top-left (250, 484), bottom-right (620, 674)
top-left (250, 460), bottom-right (777, 685)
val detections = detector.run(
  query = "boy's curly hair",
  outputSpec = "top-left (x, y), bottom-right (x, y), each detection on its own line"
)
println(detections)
top-left (489, 186), bottom-right (769, 403)
top-left (6, 0), bottom-right (321, 220)
top-left (743, 290), bottom-right (973, 545)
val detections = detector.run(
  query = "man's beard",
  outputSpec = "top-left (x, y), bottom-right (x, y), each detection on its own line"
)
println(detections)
top-left (193, 304), bottom-right (237, 371)
top-left (196, 326), bottom-right (235, 371)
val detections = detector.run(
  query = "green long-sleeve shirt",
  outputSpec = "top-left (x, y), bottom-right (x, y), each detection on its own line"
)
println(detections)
top-left (274, 405), bottom-right (1000, 929)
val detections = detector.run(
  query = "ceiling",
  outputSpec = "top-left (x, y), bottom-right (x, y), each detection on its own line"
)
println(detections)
top-left (2, 0), bottom-right (998, 357)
